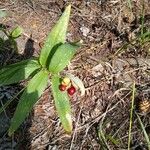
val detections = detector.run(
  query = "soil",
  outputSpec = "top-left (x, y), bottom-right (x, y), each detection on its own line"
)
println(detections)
top-left (0, 0), bottom-right (150, 150)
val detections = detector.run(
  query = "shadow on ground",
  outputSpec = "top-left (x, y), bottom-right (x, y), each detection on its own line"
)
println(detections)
top-left (0, 25), bottom-right (35, 149)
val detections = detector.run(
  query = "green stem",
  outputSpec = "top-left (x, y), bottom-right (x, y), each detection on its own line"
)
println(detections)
top-left (0, 87), bottom-right (25, 114)
top-left (128, 81), bottom-right (136, 150)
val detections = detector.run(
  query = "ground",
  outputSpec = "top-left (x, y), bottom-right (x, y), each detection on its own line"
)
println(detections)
top-left (0, 0), bottom-right (150, 150)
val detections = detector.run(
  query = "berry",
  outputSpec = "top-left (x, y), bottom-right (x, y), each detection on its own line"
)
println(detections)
top-left (62, 77), bottom-right (70, 86)
top-left (67, 86), bottom-right (76, 96)
top-left (59, 84), bottom-right (66, 91)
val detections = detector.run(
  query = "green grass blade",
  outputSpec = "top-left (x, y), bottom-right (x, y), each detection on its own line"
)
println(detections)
top-left (98, 127), bottom-right (111, 150)
top-left (8, 69), bottom-right (48, 136)
top-left (39, 5), bottom-right (71, 67)
top-left (0, 58), bottom-right (41, 86)
top-left (97, 113), bottom-right (111, 149)
top-left (106, 135), bottom-right (120, 146)
top-left (136, 113), bottom-right (150, 150)
top-left (128, 81), bottom-right (136, 150)
top-left (51, 75), bottom-right (72, 133)
top-left (48, 43), bottom-right (79, 73)
top-left (0, 88), bottom-right (25, 114)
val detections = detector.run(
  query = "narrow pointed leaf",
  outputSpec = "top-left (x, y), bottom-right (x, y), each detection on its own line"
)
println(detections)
top-left (0, 59), bottom-right (41, 86)
top-left (48, 43), bottom-right (79, 73)
top-left (8, 70), bottom-right (48, 136)
top-left (51, 75), bottom-right (72, 133)
top-left (39, 5), bottom-right (71, 67)
top-left (136, 113), bottom-right (150, 150)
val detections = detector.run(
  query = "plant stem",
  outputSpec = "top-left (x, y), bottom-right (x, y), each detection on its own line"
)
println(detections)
top-left (128, 81), bottom-right (136, 150)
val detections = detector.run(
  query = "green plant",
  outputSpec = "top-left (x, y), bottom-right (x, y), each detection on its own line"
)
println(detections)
top-left (0, 5), bottom-right (85, 136)
top-left (0, 25), bottom-right (23, 52)
top-left (128, 81), bottom-right (136, 150)
top-left (136, 113), bottom-right (150, 150)
top-left (97, 118), bottom-right (120, 149)
top-left (139, 2), bottom-right (150, 45)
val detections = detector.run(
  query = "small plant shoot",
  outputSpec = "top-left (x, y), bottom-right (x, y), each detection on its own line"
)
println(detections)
top-left (0, 25), bottom-right (23, 52)
top-left (0, 5), bottom-right (85, 136)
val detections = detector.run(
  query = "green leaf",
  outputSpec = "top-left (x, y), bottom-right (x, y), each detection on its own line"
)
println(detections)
top-left (51, 75), bottom-right (72, 133)
top-left (0, 58), bottom-right (41, 86)
top-left (10, 26), bottom-right (23, 38)
top-left (39, 5), bottom-right (71, 67)
top-left (48, 43), bottom-right (79, 73)
top-left (8, 70), bottom-right (49, 136)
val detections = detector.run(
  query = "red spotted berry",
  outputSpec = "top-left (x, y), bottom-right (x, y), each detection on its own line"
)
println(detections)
top-left (59, 84), bottom-right (66, 91)
top-left (67, 86), bottom-right (76, 96)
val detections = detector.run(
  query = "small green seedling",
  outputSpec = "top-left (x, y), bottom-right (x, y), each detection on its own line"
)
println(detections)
top-left (0, 25), bottom-right (23, 52)
top-left (0, 5), bottom-right (85, 135)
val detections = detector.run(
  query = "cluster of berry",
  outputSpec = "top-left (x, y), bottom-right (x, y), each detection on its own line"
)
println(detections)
top-left (59, 77), bottom-right (76, 96)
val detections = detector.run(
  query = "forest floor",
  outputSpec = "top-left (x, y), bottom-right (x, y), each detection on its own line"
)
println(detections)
top-left (0, 0), bottom-right (150, 150)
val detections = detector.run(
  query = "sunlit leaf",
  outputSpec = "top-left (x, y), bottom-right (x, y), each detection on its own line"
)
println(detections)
top-left (48, 43), bottom-right (79, 73)
top-left (51, 75), bottom-right (72, 133)
top-left (8, 70), bottom-right (49, 136)
top-left (0, 58), bottom-right (41, 86)
top-left (66, 73), bottom-right (85, 96)
top-left (10, 26), bottom-right (23, 38)
top-left (39, 5), bottom-right (71, 67)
